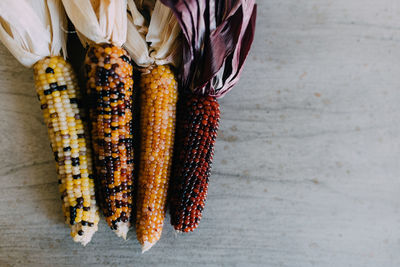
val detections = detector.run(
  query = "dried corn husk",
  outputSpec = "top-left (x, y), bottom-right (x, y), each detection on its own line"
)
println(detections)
top-left (0, 0), bottom-right (66, 67)
top-left (125, 0), bottom-right (181, 67)
top-left (62, 0), bottom-right (127, 46)
top-left (161, 0), bottom-right (257, 97)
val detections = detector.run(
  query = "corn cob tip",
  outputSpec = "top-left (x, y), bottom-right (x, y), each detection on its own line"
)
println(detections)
top-left (71, 225), bottom-right (98, 246)
top-left (114, 222), bottom-right (130, 240)
top-left (141, 241), bottom-right (156, 253)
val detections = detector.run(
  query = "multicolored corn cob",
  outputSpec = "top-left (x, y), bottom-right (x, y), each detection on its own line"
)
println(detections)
top-left (84, 44), bottom-right (134, 239)
top-left (33, 56), bottom-right (99, 245)
top-left (170, 94), bottom-right (219, 232)
top-left (136, 64), bottom-right (178, 251)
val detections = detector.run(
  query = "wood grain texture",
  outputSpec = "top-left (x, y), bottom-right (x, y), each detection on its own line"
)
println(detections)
top-left (1, 0), bottom-right (400, 266)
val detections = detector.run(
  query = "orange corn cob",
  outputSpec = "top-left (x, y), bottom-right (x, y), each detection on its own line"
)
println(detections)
top-left (84, 44), bottom-right (134, 239)
top-left (136, 64), bottom-right (178, 251)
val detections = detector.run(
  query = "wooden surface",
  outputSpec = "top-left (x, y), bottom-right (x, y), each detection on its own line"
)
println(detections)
top-left (1, 1), bottom-right (400, 266)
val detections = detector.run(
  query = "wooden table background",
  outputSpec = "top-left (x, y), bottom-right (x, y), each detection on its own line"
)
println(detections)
top-left (1, 0), bottom-right (400, 266)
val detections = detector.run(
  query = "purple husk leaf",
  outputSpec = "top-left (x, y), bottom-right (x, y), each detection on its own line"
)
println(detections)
top-left (160, 0), bottom-right (257, 97)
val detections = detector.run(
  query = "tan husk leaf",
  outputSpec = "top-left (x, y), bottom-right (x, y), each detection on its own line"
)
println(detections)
top-left (134, 0), bottom-right (156, 13)
top-left (124, 0), bottom-right (151, 65)
top-left (62, 0), bottom-right (127, 47)
top-left (125, 0), bottom-right (180, 67)
top-left (0, 0), bottom-right (66, 67)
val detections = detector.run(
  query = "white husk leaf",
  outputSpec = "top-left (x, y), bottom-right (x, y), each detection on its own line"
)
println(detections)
top-left (0, 0), bottom-right (66, 67)
top-left (128, 0), bottom-right (147, 30)
top-left (125, 0), bottom-right (180, 67)
top-left (124, 0), bottom-right (151, 65)
top-left (62, 0), bottom-right (127, 47)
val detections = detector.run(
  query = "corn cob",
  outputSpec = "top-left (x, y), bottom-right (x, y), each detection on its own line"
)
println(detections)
top-left (170, 94), bottom-right (219, 232)
top-left (33, 56), bottom-right (99, 245)
top-left (84, 44), bottom-right (134, 239)
top-left (136, 64), bottom-right (178, 252)
top-left (162, 0), bottom-right (257, 233)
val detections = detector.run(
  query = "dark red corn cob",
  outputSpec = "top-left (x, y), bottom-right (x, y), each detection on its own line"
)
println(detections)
top-left (170, 94), bottom-right (220, 232)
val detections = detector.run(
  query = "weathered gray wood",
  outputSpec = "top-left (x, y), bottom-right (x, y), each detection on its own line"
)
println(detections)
top-left (1, 0), bottom-right (400, 266)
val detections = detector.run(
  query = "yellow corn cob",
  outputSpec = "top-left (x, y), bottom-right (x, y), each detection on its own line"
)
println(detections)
top-left (136, 64), bottom-right (178, 252)
top-left (33, 56), bottom-right (99, 246)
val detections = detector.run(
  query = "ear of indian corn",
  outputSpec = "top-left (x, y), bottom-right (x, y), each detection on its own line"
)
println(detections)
top-left (162, 0), bottom-right (256, 232)
top-left (33, 56), bottom-right (99, 245)
top-left (84, 44), bottom-right (134, 239)
top-left (124, 0), bottom-right (180, 251)
top-left (170, 94), bottom-right (219, 232)
top-left (136, 64), bottom-right (178, 252)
